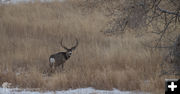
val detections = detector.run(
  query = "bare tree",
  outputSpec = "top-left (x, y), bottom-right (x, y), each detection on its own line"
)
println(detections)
top-left (100, 0), bottom-right (180, 75)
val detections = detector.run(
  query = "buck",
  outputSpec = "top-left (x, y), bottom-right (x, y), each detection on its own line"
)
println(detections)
top-left (49, 38), bottom-right (78, 71)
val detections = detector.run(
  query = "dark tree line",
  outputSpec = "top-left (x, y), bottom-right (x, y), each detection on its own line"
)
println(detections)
top-left (136, 0), bottom-right (180, 76)
top-left (100, 0), bottom-right (180, 75)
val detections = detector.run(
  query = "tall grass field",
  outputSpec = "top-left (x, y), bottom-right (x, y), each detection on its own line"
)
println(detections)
top-left (0, 0), bottom-right (179, 93)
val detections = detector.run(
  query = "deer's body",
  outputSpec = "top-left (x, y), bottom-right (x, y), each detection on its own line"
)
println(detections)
top-left (49, 52), bottom-right (70, 69)
top-left (49, 39), bottom-right (78, 70)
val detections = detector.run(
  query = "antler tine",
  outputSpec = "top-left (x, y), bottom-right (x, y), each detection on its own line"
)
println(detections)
top-left (71, 38), bottom-right (78, 50)
top-left (60, 38), bottom-right (68, 50)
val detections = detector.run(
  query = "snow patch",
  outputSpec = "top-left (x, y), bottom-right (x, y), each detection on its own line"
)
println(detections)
top-left (0, 87), bottom-right (148, 94)
top-left (0, 0), bottom-right (65, 4)
top-left (2, 82), bottom-right (11, 88)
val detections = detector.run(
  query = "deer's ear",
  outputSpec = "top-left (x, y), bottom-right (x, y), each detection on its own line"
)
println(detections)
top-left (71, 47), bottom-right (76, 50)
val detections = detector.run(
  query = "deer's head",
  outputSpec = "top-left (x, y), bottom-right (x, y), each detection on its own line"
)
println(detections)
top-left (60, 38), bottom-right (78, 58)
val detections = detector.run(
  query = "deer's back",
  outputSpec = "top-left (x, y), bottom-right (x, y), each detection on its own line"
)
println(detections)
top-left (49, 52), bottom-right (67, 66)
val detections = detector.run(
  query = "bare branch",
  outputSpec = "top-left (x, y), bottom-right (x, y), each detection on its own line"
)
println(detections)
top-left (156, 6), bottom-right (180, 17)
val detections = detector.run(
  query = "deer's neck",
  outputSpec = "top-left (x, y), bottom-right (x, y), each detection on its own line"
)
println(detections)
top-left (65, 53), bottom-right (71, 60)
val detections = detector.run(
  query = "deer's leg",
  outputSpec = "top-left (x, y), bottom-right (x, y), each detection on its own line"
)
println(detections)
top-left (51, 63), bottom-right (57, 73)
top-left (62, 63), bottom-right (64, 69)
top-left (60, 63), bottom-right (64, 72)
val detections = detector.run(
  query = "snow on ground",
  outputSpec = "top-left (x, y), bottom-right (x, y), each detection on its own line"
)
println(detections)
top-left (0, 87), bottom-right (148, 94)
top-left (0, 0), bottom-right (64, 4)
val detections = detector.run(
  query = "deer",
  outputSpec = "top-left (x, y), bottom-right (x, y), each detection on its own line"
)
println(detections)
top-left (49, 38), bottom-right (78, 71)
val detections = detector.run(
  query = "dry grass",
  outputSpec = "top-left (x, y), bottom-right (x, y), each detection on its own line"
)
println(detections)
top-left (0, 0), bottom-right (179, 93)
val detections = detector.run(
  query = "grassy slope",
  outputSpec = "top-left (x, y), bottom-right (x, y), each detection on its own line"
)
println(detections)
top-left (0, 1), bottom-right (178, 93)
